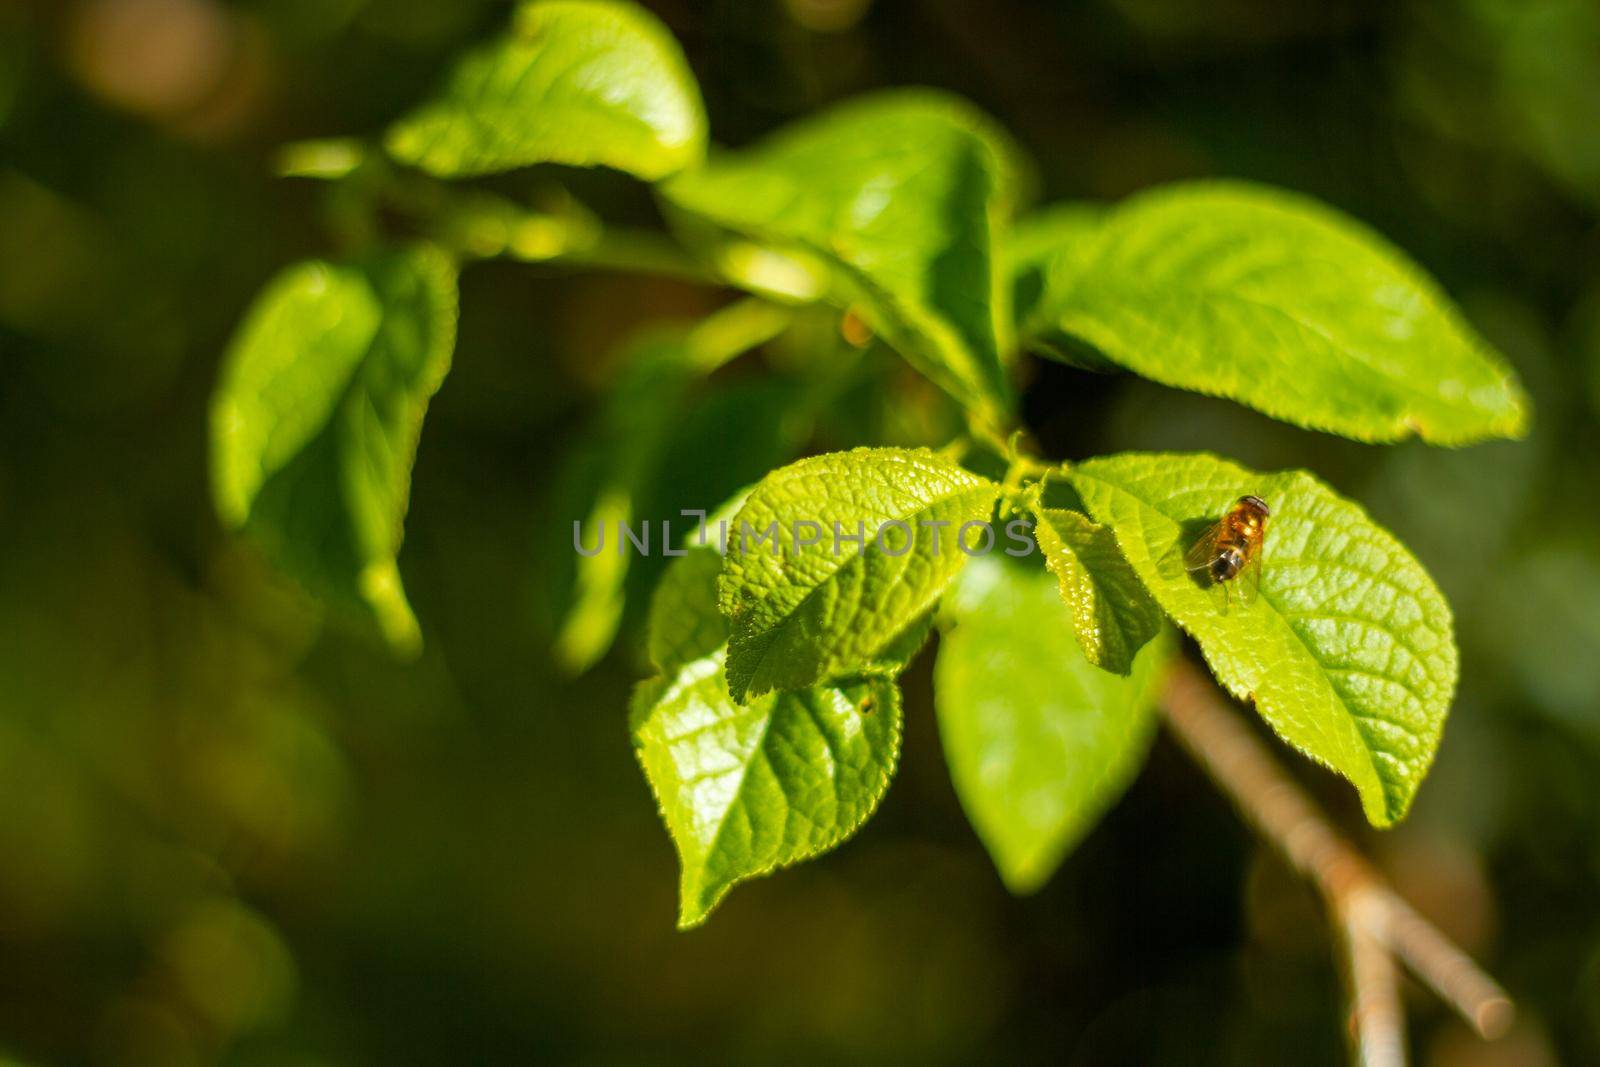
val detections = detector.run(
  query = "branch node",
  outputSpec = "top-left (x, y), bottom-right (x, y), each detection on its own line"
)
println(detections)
top-left (1160, 658), bottom-right (1513, 1062)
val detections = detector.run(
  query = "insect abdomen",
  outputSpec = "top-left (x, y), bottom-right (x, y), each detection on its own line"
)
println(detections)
top-left (1209, 546), bottom-right (1244, 582)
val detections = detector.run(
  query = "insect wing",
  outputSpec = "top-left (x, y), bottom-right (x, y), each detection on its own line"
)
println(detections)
top-left (1234, 543), bottom-right (1263, 609)
top-left (1184, 520), bottom-right (1224, 574)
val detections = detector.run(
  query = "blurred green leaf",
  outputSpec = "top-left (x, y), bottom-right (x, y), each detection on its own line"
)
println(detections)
top-left (554, 303), bottom-right (792, 673)
top-left (1481, 545), bottom-right (1600, 744)
top-left (662, 91), bottom-right (1026, 423)
top-left (210, 245), bottom-right (458, 654)
top-left (557, 483), bottom-right (637, 673)
top-left (1362, 437), bottom-right (1541, 613)
top-left (1070, 452), bottom-right (1458, 826)
top-left (1032, 505), bottom-right (1163, 675)
top-left (276, 137), bottom-right (369, 180)
top-left (1009, 203), bottom-right (1118, 373)
top-left (1010, 202), bottom-right (1103, 333)
top-left (385, 0), bottom-right (707, 180)
top-left (719, 447), bottom-right (999, 703)
top-left (633, 536), bottom-right (901, 928)
top-left (555, 333), bottom-right (702, 673)
top-left (646, 522), bottom-right (730, 673)
top-left (1022, 181), bottom-right (1530, 444)
top-left (1398, 0), bottom-right (1600, 213)
top-left (935, 555), bottom-right (1169, 893)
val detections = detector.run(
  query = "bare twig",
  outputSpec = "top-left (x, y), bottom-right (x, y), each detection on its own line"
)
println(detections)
top-left (1160, 658), bottom-right (1513, 1063)
top-left (1342, 890), bottom-right (1406, 1067)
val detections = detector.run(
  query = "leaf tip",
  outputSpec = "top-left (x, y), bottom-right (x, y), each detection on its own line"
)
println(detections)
top-left (995, 858), bottom-right (1054, 897)
top-left (675, 868), bottom-right (732, 931)
top-left (674, 902), bottom-right (712, 932)
top-left (360, 561), bottom-right (423, 658)
top-left (381, 123), bottom-right (424, 170)
top-left (1500, 392), bottom-right (1535, 441)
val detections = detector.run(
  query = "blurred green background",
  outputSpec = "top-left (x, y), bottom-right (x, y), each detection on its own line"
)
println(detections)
top-left (3, 0), bottom-right (1600, 1063)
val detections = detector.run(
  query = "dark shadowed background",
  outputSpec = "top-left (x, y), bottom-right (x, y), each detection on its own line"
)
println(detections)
top-left (2, 0), bottom-right (1599, 1063)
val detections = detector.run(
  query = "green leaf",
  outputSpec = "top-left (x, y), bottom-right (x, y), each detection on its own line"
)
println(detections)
top-left (632, 662), bottom-right (900, 930)
top-left (1069, 452), bottom-right (1459, 826)
top-left (1022, 180), bottom-right (1530, 444)
top-left (858, 609), bottom-right (936, 677)
top-left (719, 447), bottom-right (1000, 703)
top-left (1009, 203), bottom-right (1119, 373)
top-left (210, 245), bottom-right (458, 654)
top-left (662, 90), bottom-right (1026, 423)
top-left (553, 303), bottom-right (795, 673)
top-left (646, 494), bottom-right (749, 674)
top-left (385, 0), bottom-right (707, 181)
top-left (1010, 202), bottom-right (1103, 329)
top-left (1033, 506), bottom-right (1164, 675)
top-left (633, 536), bottom-right (901, 928)
top-left (554, 334), bottom-right (706, 673)
top-left (934, 555), bottom-right (1169, 893)
top-left (275, 137), bottom-right (368, 180)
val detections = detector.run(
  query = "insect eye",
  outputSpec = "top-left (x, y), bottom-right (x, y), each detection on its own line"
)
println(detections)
top-left (1240, 494), bottom-right (1270, 516)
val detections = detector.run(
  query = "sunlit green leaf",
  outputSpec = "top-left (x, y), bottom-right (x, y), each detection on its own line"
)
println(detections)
top-left (662, 90), bottom-right (1026, 423)
top-left (1033, 505), bottom-right (1163, 674)
top-left (1023, 181), bottom-right (1529, 444)
top-left (719, 447), bottom-right (999, 703)
top-left (386, 0), bottom-right (707, 180)
top-left (935, 555), bottom-right (1169, 893)
top-left (1070, 452), bottom-right (1458, 826)
top-left (633, 535), bottom-right (900, 929)
top-left (210, 245), bottom-right (458, 653)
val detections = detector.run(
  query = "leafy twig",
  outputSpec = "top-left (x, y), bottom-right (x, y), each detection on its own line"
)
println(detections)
top-left (1159, 658), bottom-right (1513, 1064)
top-left (290, 153), bottom-right (721, 285)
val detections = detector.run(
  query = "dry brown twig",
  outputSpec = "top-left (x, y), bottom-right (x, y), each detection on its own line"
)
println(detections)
top-left (1160, 658), bottom-right (1514, 1067)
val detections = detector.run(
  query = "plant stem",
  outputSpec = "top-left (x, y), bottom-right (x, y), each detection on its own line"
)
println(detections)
top-left (1159, 658), bottom-right (1513, 1063)
top-left (391, 175), bottom-right (718, 285)
top-left (556, 226), bottom-right (718, 284)
top-left (1343, 890), bottom-right (1407, 1067)
top-left (684, 297), bottom-right (793, 373)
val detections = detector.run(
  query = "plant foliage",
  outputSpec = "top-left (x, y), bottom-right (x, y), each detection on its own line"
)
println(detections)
top-left (214, 0), bottom-right (1531, 924)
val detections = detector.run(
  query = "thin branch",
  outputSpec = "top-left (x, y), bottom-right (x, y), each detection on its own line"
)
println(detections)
top-left (1342, 889), bottom-right (1406, 1067)
top-left (1379, 893), bottom-right (1515, 1039)
top-left (1159, 658), bottom-right (1513, 1062)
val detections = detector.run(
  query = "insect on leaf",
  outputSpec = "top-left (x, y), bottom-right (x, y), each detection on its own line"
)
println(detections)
top-left (1069, 452), bottom-right (1458, 827)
